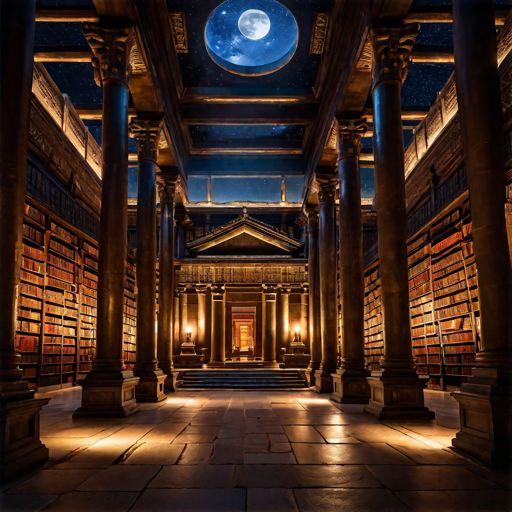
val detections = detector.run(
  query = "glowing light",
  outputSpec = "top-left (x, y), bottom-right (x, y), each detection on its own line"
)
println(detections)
top-left (295, 327), bottom-right (301, 333)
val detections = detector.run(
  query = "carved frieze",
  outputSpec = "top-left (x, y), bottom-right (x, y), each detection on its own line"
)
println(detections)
top-left (310, 13), bottom-right (330, 54)
top-left (501, 64), bottom-right (512, 112)
top-left (370, 22), bottom-right (420, 87)
top-left (86, 131), bottom-right (101, 178)
top-left (63, 95), bottom-right (87, 158)
top-left (169, 12), bottom-right (188, 53)
top-left (414, 124), bottom-right (427, 161)
top-left (356, 35), bottom-right (372, 71)
top-left (442, 75), bottom-right (458, 122)
top-left (157, 172), bottom-right (179, 204)
top-left (82, 23), bottom-right (136, 86)
top-left (404, 139), bottom-right (418, 177)
top-left (315, 174), bottom-right (337, 204)
top-left (424, 98), bottom-right (443, 146)
top-left (498, 13), bottom-right (512, 66)
top-left (32, 64), bottom-right (64, 128)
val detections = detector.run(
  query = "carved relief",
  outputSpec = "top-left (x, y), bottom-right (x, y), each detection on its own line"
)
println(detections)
top-left (310, 13), bottom-right (330, 54)
top-left (315, 174), bottom-right (337, 204)
top-left (356, 35), bottom-right (372, 71)
top-left (63, 95), bottom-right (87, 157)
top-left (157, 172), bottom-right (179, 203)
top-left (129, 45), bottom-right (147, 74)
top-left (370, 22), bottom-right (420, 87)
top-left (497, 15), bottom-right (512, 66)
top-left (129, 118), bottom-right (163, 160)
top-left (336, 118), bottom-right (367, 159)
top-left (325, 122), bottom-right (337, 149)
top-left (414, 124), bottom-right (427, 161)
top-left (501, 65), bottom-right (512, 112)
top-left (169, 12), bottom-right (188, 53)
top-left (32, 64), bottom-right (64, 128)
top-left (82, 23), bottom-right (136, 86)
top-left (424, 99), bottom-right (443, 146)
top-left (86, 131), bottom-right (101, 178)
top-left (442, 76), bottom-right (458, 122)
top-left (404, 140), bottom-right (418, 176)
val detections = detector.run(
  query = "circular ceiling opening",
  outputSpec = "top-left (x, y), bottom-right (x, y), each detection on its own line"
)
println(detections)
top-left (205, 0), bottom-right (299, 76)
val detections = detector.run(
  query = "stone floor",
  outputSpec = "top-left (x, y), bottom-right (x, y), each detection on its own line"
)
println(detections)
top-left (1, 388), bottom-right (511, 511)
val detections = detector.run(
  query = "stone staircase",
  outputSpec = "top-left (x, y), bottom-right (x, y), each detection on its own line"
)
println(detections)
top-left (177, 369), bottom-right (308, 389)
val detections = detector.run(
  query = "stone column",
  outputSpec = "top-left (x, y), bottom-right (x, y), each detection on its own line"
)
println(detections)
top-left (157, 171), bottom-right (178, 390)
top-left (332, 119), bottom-right (371, 404)
top-left (314, 176), bottom-right (338, 393)
top-left (450, 0), bottom-right (512, 465)
top-left (130, 118), bottom-right (166, 402)
top-left (0, 0), bottom-right (50, 481)
top-left (277, 286), bottom-right (291, 358)
top-left (262, 286), bottom-right (277, 367)
top-left (75, 23), bottom-right (140, 418)
top-left (209, 285), bottom-right (225, 366)
top-left (197, 287), bottom-right (207, 353)
top-left (173, 290), bottom-right (180, 356)
top-left (363, 21), bottom-right (433, 419)
top-left (306, 210), bottom-right (322, 387)
top-left (178, 286), bottom-right (188, 346)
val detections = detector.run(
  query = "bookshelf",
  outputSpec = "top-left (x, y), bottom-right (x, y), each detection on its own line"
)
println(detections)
top-left (123, 251), bottom-right (137, 371)
top-left (16, 198), bottom-right (102, 391)
top-left (78, 239), bottom-right (98, 377)
top-left (363, 268), bottom-right (383, 372)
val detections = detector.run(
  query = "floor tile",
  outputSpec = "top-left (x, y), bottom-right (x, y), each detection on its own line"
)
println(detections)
top-left (124, 442), bottom-right (184, 465)
top-left (233, 465), bottom-right (382, 489)
top-left (292, 443), bottom-right (416, 465)
top-left (387, 440), bottom-right (469, 465)
top-left (139, 423), bottom-right (188, 443)
top-left (42, 491), bottom-right (138, 512)
top-left (314, 425), bottom-right (361, 443)
top-left (6, 469), bottom-right (99, 494)
top-left (210, 438), bottom-right (244, 464)
top-left (178, 443), bottom-right (213, 464)
top-left (283, 426), bottom-right (325, 443)
top-left (0, 494), bottom-right (59, 512)
top-left (77, 465), bottom-right (161, 491)
top-left (247, 488), bottom-right (298, 512)
top-left (293, 488), bottom-right (411, 512)
top-left (244, 433), bottom-right (269, 453)
top-left (173, 433), bottom-right (218, 444)
top-left (131, 489), bottom-right (246, 512)
top-left (218, 423), bottom-right (245, 438)
top-left (395, 490), bottom-right (512, 511)
top-left (244, 452), bottom-right (296, 464)
top-left (148, 465), bottom-right (235, 488)
top-left (368, 465), bottom-right (501, 490)
top-left (465, 465), bottom-right (512, 490)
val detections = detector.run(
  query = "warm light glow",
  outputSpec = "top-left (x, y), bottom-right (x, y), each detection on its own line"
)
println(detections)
top-left (295, 327), bottom-right (300, 333)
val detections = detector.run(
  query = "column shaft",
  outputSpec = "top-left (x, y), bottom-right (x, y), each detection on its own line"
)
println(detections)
top-left (209, 287), bottom-right (225, 365)
top-left (278, 288), bottom-right (290, 356)
top-left (307, 213), bottom-right (322, 371)
top-left (179, 288), bottom-right (188, 345)
top-left (450, 0), bottom-right (512, 466)
top-left (157, 173), bottom-right (177, 388)
top-left (263, 288), bottom-right (277, 366)
top-left (332, 119), bottom-right (370, 403)
top-left (0, 0), bottom-right (51, 481)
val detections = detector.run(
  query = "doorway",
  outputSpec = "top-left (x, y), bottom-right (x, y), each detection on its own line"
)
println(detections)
top-left (231, 307), bottom-right (256, 360)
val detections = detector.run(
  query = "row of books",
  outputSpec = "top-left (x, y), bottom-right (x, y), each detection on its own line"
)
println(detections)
top-left (43, 345), bottom-right (76, 354)
top-left (23, 224), bottom-right (44, 245)
top-left (22, 244), bottom-right (44, 262)
top-left (50, 239), bottom-right (74, 260)
top-left (410, 282), bottom-right (431, 299)
top-left (83, 241), bottom-right (99, 258)
top-left (444, 354), bottom-right (475, 365)
top-left (432, 250), bottom-right (463, 274)
top-left (47, 265), bottom-right (75, 284)
top-left (409, 270), bottom-right (430, 290)
top-left (20, 269), bottom-right (44, 286)
top-left (431, 210), bottom-right (460, 237)
top-left (20, 283), bottom-right (43, 299)
top-left (22, 257), bottom-right (44, 274)
top-left (412, 324), bottom-right (438, 337)
top-left (48, 253), bottom-right (75, 273)
top-left (25, 204), bottom-right (46, 226)
top-left (16, 335), bottom-right (39, 352)
top-left (408, 244), bottom-right (430, 266)
top-left (409, 257), bottom-right (430, 279)
top-left (18, 309), bottom-right (41, 321)
top-left (18, 321), bottom-right (40, 334)
top-left (47, 277), bottom-right (75, 292)
top-left (432, 231), bottom-right (463, 254)
top-left (20, 354), bottom-right (38, 364)
top-left (51, 222), bottom-right (77, 245)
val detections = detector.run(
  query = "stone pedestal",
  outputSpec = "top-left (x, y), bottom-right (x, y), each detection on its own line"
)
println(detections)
top-left (0, 382), bottom-right (49, 481)
top-left (451, 368), bottom-right (512, 466)
top-left (132, 369), bottom-right (167, 403)
top-left (173, 340), bottom-right (203, 368)
top-left (314, 369), bottom-right (334, 393)
top-left (280, 340), bottom-right (311, 369)
top-left (332, 369), bottom-right (371, 404)
top-left (363, 370), bottom-right (434, 419)
top-left (73, 371), bottom-right (140, 418)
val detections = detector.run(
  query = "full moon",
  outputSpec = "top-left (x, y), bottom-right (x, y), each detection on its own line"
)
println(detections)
top-left (238, 9), bottom-right (271, 40)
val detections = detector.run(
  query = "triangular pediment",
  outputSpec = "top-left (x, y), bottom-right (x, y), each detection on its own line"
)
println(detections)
top-left (186, 216), bottom-right (302, 256)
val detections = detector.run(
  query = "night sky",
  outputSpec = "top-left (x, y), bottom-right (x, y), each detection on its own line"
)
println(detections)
top-left (35, 0), bottom-right (507, 203)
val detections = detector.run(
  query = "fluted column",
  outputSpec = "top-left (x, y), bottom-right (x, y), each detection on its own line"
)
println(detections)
top-left (307, 210), bottom-right (322, 378)
top-left (363, 21), bottom-right (432, 419)
top-left (332, 119), bottom-right (370, 404)
top-left (277, 286), bottom-right (291, 358)
top-left (157, 171), bottom-right (178, 390)
top-left (178, 286), bottom-right (188, 346)
top-left (209, 285), bottom-right (225, 366)
top-left (450, 0), bottom-right (512, 465)
top-left (314, 176), bottom-right (338, 393)
top-left (262, 286), bottom-right (277, 367)
top-left (130, 118), bottom-right (166, 402)
top-left (0, 0), bottom-right (50, 480)
top-left (75, 23), bottom-right (140, 418)
top-left (197, 286), bottom-right (207, 356)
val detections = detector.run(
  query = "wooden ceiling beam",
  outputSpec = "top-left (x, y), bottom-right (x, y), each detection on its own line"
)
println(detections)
top-left (404, 6), bottom-right (508, 25)
top-left (35, 8), bottom-right (100, 22)
top-left (362, 107), bottom-right (429, 122)
top-left (34, 46), bottom-right (93, 62)
top-left (410, 45), bottom-right (454, 64)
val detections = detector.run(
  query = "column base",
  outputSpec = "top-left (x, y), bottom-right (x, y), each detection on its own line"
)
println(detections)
top-left (73, 371), bottom-right (141, 418)
top-left (0, 382), bottom-right (50, 482)
top-left (451, 368), bottom-right (512, 467)
top-left (313, 368), bottom-right (334, 393)
top-left (304, 368), bottom-right (316, 387)
top-left (158, 362), bottom-right (178, 392)
top-left (207, 361), bottom-right (226, 368)
top-left (332, 368), bottom-right (371, 404)
top-left (262, 361), bottom-right (278, 368)
top-left (134, 369), bottom-right (167, 403)
top-left (363, 369), bottom-right (434, 419)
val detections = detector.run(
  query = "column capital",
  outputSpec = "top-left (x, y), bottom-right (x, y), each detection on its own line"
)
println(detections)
top-left (129, 117), bottom-right (163, 161)
top-left (82, 22), bottom-right (136, 86)
top-left (315, 174), bottom-right (337, 204)
top-left (336, 118), bottom-right (367, 161)
top-left (370, 21), bottom-right (419, 88)
top-left (295, 211), bottom-right (308, 227)
top-left (263, 285), bottom-right (277, 296)
top-left (277, 285), bottom-right (292, 294)
top-left (306, 208), bottom-right (319, 230)
top-left (157, 172), bottom-right (179, 203)
top-left (212, 284), bottom-right (225, 295)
